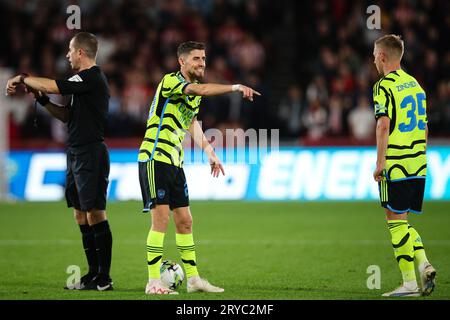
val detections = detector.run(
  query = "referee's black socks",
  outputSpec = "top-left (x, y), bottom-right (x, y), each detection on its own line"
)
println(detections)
top-left (92, 220), bottom-right (113, 279)
top-left (79, 224), bottom-right (98, 276)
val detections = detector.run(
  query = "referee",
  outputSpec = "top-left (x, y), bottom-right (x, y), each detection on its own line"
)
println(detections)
top-left (6, 32), bottom-right (114, 291)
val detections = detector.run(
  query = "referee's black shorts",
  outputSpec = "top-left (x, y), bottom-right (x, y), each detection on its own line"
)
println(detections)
top-left (378, 177), bottom-right (425, 214)
top-left (65, 142), bottom-right (110, 212)
top-left (138, 160), bottom-right (189, 212)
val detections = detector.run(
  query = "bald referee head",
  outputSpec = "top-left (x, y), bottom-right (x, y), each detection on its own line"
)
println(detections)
top-left (66, 32), bottom-right (98, 71)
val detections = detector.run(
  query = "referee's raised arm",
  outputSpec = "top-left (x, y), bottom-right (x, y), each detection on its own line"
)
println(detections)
top-left (6, 75), bottom-right (59, 95)
top-left (6, 32), bottom-right (102, 123)
top-left (7, 31), bottom-right (98, 95)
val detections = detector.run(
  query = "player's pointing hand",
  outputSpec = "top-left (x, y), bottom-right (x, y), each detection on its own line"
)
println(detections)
top-left (235, 84), bottom-right (261, 102)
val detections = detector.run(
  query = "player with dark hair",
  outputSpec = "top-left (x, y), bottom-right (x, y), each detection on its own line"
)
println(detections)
top-left (139, 41), bottom-right (260, 294)
top-left (372, 34), bottom-right (436, 297)
top-left (6, 32), bottom-right (114, 291)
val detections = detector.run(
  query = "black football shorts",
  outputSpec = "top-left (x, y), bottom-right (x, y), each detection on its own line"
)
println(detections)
top-left (139, 160), bottom-right (189, 212)
top-left (65, 142), bottom-right (110, 212)
top-left (378, 177), bottom-right (425, 214)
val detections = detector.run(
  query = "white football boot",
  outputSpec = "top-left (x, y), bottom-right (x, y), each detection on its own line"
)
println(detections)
top-left (145, 279), bottom-right (179, 295)
top-left (419, 262), bottom-right (436, 296)
top-left (382, 281), bottom-right (421, 297)
top-left (187, 276), bottom-right (224, 293)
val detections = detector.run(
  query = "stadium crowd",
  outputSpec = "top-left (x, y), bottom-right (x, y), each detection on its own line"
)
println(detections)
top-left (278, 0), bottom-right (450, 144)
top-left (1, 0), bottom-right (275, 144)
top-left (1, 0), bottom-right (449, 146)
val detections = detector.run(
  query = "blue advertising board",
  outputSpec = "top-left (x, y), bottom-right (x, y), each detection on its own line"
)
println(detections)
top-left (6, 147), bottom-right (450, 201)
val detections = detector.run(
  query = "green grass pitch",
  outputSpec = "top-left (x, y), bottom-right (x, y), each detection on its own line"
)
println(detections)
top-left (0, 200), bottom-right (449, 300)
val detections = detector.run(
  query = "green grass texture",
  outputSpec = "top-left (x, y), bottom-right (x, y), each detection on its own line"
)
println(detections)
top-left (0, 200), bottom-right (449, 300)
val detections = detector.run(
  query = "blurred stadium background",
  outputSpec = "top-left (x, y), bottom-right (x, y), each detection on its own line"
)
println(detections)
top-left (1, 0), bottom-right (449, 201)
top-left (0, 0), bottom-right (449, 299)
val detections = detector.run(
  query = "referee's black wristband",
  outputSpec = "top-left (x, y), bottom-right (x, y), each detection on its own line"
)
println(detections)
top-left (36, 95), bottom-right (50, 106)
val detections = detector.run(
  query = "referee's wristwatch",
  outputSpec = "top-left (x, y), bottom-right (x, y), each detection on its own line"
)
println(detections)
top-left (19, 73), bottom-right (29, 84)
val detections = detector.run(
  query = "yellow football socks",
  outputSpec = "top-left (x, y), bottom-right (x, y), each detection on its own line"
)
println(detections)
top-left (147, 230), bottom-right (165, 279)
top-left (408, 224), bottom-right (428, 268)
top-left (176, 233), bottom-right (199, 278)
top-left (388, 220), bottom-right (416, 283)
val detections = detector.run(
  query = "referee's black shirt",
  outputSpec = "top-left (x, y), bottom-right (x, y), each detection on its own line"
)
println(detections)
top-left (56, 65), bottom-right (109, 148)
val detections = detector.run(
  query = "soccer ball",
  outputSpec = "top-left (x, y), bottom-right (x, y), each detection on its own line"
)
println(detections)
top-left (160, 260), bottom-right (184, 290)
